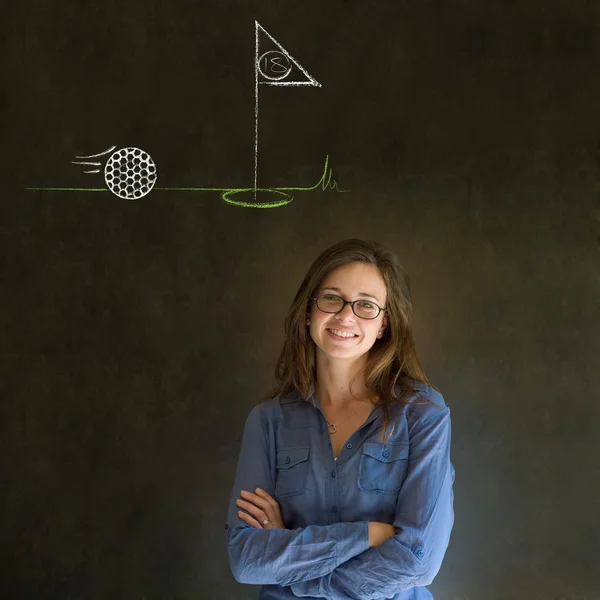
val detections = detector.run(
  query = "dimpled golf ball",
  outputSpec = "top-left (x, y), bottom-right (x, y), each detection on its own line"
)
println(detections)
top-left (104, 147), bottom-right (157, 199)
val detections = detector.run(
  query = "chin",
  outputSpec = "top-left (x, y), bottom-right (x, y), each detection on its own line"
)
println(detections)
top-left (317, 343), bottom-right (368, 361)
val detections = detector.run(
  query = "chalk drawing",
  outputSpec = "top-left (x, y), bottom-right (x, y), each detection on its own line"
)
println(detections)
top-left (257, 51), bottom-right (292, 81)
top-left (254, 21), bottom-right (321, 201)
top-left (104, 147), bottom-right (157, 199)
top-left (30, 155), bottom-right (346, 208)
top-left (27, 21), bottom-right (346, 208)
top-left (72, 145), bottom-right (116, 175)
top-left (72, 145), bottom-right (157, 199)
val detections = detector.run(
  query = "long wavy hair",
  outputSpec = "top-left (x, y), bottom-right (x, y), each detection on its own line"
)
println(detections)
top-left (263, 238), bottom-right (435, 443)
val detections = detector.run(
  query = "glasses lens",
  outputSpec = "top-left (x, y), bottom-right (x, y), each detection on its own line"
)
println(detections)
top-left (316, 295), bottom-right (380, 319)
top-left (353, 300), bottom-right (379, 319)
top-left (317, 294), bottom-right (344, 313)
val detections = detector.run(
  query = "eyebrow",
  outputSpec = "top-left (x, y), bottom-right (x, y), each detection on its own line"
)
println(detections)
top-left (320, 287), bottom-right (381, 304)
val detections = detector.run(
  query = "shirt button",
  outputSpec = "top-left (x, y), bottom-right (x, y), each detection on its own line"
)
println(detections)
top-left (285, 456), bottom-right (291, 464)
top-left (346, 443), bottom-right (353, 449)
top-left (331, 471), bottom-right (336, 478)
top-left (331, 506), bottom-right (338, 513)
top-left (415, 548), bottom-right (424, 558)
top-left (382, 450), bottom-right (389, 458)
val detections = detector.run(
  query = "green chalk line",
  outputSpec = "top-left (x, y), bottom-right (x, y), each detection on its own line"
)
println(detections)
top-left (25, 155), bottom-right (349, 208)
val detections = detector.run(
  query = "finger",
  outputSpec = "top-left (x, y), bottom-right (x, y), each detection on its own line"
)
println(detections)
top-left (239, 490), bottom-right (281, 525)
top-left (237, 499), bottom-right (269, 523)
top-left (255, 488), bottom-right (279, 508)
top-left (240, 491), bottom-right (272, 512)
top-left (249, 492), bottom-right (283, 529)
top-left (238, 510), bottom-right (264, 529)
top-left (255, 488), bottom-right (283, 517)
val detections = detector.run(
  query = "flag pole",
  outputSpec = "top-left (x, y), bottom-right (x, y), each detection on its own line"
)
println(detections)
top-left (254, 20), bottom-right (260, 203)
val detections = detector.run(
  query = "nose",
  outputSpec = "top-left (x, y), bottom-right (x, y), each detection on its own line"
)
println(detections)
top-left (335, 303), bottom-right (356, 321)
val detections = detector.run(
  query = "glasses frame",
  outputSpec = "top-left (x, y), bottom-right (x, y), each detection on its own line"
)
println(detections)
top-left (310, 294), bottom-right (386, 320)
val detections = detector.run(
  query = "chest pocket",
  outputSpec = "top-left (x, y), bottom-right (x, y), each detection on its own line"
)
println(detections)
top-left (358, 442), bottom-right (409, 495)
top-left (275, 446), bottom-right (310, 498)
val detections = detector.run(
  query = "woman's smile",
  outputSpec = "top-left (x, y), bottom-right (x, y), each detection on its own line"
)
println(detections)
top-left (326, 327), bottom-right (360, 341)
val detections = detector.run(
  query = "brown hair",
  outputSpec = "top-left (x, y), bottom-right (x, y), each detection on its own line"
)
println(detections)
top-left (263, 238), bottom-right (436, 443)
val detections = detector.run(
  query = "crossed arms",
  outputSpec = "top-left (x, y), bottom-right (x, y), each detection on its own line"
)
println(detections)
top-left (225, 404), bottom-right (454, 599)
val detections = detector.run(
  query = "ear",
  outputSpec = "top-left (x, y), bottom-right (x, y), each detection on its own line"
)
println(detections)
top-left (379, 312), bottom-right (388, 335)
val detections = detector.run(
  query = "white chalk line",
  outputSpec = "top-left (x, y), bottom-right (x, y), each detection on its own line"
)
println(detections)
top-left (255, 21), bottom-right (321, 87)
top-left (254, 21), bottom-right (260, 200)
top-left (259, 81), bottom-right (319, 86)
top-left (74, 145), bottom-right (117, 159)
top-left (257, 50), bottom-right (292, 81)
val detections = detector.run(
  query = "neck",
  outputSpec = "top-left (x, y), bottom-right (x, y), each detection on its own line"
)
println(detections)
top-left (314, 353), bottom-right (371, 410)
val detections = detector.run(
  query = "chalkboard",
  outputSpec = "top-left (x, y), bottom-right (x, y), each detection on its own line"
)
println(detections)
top-left (2, 1), bottom-right (600, 599)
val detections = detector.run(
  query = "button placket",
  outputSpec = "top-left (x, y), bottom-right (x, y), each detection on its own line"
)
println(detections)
top-left (329, 446), bottom-right (341, 523)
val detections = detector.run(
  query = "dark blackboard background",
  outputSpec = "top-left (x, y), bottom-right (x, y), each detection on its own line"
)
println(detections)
top-left (2, 1), bottom-right (600, 599)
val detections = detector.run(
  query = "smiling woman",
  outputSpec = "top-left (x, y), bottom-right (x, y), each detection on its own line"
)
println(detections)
top-left (225, 238), bottom-right (455, 600)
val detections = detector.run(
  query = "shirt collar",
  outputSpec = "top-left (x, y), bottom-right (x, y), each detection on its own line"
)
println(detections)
top-left (302, 383), bottom-right (381, 422)
top-left (303, 382), bottom-right (316, 405)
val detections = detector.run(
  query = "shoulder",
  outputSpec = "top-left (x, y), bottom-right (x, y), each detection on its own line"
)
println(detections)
top-left (245, 391), bottom-right (308, 429)
top-left (396, 379), bottom-right (450, 425)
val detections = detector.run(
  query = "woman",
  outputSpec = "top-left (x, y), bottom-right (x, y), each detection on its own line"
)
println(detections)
top-left (225, 238), bottom-right (455, 600)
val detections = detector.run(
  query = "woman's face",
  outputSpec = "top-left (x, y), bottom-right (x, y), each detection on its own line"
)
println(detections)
top-left (307, 262), bottom-right (388, 362)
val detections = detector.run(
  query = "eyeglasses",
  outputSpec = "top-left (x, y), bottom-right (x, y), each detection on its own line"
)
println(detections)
top-left (310, 294), bottom-right (386, 320)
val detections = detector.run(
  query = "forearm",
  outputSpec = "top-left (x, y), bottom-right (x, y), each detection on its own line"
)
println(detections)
top-left (226, 520), bottom-right (370, 587)
top-left (290, 540), bottom-right (419, 600)
top-left (291, 487), bottom-right (454, 599)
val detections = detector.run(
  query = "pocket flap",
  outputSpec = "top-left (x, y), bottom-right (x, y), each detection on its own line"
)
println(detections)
top-left (277, 446), bottom-right (310, 469)
top-left (362, 442), bottom-right (408, 463)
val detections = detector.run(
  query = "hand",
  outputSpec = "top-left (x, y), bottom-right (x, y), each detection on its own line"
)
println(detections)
top-left (236, 488), bottom-right (285, 530)
top-left (368, 522), bottom-right (396, 548)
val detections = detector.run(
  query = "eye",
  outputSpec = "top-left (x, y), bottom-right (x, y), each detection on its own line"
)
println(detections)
top-left (322, 294), bottom-right (341, 301)
top-left (358, 301), bottom-right (375, 309)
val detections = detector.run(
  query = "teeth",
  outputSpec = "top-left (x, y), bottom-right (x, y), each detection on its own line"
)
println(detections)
top-left (329, 328), bottom-right (357, 338)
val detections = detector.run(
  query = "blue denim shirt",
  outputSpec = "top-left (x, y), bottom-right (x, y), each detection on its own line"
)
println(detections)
top-left (225, 381), bottom-right (455, 600)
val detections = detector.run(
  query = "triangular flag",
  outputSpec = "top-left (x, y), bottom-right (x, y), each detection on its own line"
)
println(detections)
top-left (255, 21), bottom-right (321, 87)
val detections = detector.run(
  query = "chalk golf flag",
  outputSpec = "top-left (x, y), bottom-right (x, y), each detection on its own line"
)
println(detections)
top-left (253, 21), bottom-right (321, 196)
top-left (255, 21), bottom-right (321, 87)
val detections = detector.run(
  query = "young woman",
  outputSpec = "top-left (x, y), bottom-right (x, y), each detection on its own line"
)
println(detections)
top-left (225, 239), bottom-right (455, 600)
